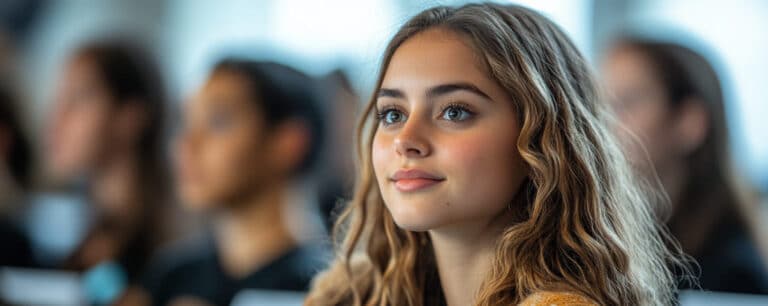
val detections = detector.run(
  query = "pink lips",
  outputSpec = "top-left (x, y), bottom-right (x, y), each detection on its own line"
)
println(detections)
top-left (390, 169), bottom-right (445, 192)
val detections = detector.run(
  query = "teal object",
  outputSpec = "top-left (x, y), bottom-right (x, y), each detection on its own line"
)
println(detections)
top-left (82, 261), bottom-right (126, 305)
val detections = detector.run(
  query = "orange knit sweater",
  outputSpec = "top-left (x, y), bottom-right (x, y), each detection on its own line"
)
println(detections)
top-left (518, 291), bottom-right (598, 305)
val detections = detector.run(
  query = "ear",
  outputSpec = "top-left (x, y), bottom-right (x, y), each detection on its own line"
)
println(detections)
top-left (113, 100), bottom-right (148, 148)
top-left (268, 120), bottom-right (311, 176)
top-left (672, 97), bottom-right (709, 155)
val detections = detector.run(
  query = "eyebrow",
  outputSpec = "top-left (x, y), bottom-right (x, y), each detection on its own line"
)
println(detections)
top-left (377, 88), bottom-right (404, 99)
top-left (377, 82), bottom-right (492, 101)
top-left (427, 83), bottom-right (491, 100)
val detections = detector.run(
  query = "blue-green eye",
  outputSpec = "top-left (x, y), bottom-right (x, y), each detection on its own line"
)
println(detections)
top-left (440, 105), bottom-right (473, 121)
top-left (377, 108), bottom-right (407, 126)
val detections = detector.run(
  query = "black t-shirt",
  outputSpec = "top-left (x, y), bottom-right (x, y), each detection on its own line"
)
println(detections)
top-left (687, 219), bottom-right (768, 294)
top-left (143, 239), bottom-right (327, 306)
top-left (0, 217), bottom-right (33, 267)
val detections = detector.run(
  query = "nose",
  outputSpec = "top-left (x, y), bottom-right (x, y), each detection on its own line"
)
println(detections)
top-left (394, 116), bottom-right (431, 158)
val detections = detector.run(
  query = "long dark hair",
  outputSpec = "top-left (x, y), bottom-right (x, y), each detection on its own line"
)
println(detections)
top-left (69, 40), bottom-right (170, 281)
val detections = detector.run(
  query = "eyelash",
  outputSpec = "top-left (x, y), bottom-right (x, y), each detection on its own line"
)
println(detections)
top-left (442, 102), bottom-right (474, 117)
top-left (375, 102), bottom-right (475, 126)
top-left (375, 106), bottom-right (398, 120)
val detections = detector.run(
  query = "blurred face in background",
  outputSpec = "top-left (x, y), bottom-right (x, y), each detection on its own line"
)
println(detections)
top-left (601, 45), bottom-right (680, 174)
top-left (46, 55), bottom-right (115, 182)
top-left (175, 70), bottom-right (281, 210)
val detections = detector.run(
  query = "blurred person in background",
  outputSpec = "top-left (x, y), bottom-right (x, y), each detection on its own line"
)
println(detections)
top-left (0, 82), bottom-right (33, 268)
top-left (315, 69), bottom-right (359, 234)
top-left (601, 36), bottom-right (768, 294)
top-left (140, 59), bottom-right (326, 306)
top-left (43, 40), bottom-right (172, 304)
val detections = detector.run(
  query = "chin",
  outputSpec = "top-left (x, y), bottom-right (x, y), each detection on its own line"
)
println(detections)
top-left (391, 220), bottom-right (436, 232)
top-left (385, 199), bottom-right (451, 232)
top-left (46, 163), bottom-right (85, 184)
top-left (179, 189), bottom-right (217, 211)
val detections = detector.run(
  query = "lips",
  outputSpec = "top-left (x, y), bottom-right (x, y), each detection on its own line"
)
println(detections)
top-left (390, 169), bottom-right (445, 192)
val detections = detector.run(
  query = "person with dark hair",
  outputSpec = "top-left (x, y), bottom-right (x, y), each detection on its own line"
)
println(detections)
top-left (315, 69), bottom-right (360, 234)
top-left (602, 37), bottom-right (768, 294)
top-left (140, 59), bottom-right (326, 306)
top-left (0, 82), bottom-right (33, 268)
top-left (42, 40), bottom-right (171, 304)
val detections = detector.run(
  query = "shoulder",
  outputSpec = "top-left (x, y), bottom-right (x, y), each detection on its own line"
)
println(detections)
top-left (240, 244), bottom-right (329, 291)
top-left (518, 291), bottom-right (598, 306)
top-left (139, 240), bottom-right (219, 306)
top-left (269, 244), bottom-right (330, 276)
top-left (140, 237), bottom-right (215, 290)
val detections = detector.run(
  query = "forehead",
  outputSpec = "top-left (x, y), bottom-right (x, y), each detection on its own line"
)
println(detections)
top-left (61, 55), bottom-right (101, 84)
top-left (604, 47), bottom-right (660, 85)
top-left (189, 70), bottom-right (258, 112)
top-left (201, 70), bottom-right (252, 95)
top-left (382, 28), bottom-right (492, 90)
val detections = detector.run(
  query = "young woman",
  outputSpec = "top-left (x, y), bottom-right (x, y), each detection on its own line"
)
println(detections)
top-left (602, 37), bottom-right (768, 294)
top-left (141, 59), bottom-right (327, 306)
top-left (306, 3), bottom-right (685, 306)
top-left (44, 41), bottom-right (170, 304)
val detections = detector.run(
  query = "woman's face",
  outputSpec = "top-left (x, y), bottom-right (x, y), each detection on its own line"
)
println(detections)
top-left (174, 70), bottom-right (274, 210)
top-left (46, 55), bottom-right (114, 181)
top-left (372, 28), bottom-right (528, 232)
top-left (601, 46), bottom-right (678, 172)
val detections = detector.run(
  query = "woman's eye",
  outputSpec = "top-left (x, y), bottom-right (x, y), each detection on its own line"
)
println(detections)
top-left (378, 109), bottom-right (407, 126)
top-left (440, 105), bottom-right (473, 121)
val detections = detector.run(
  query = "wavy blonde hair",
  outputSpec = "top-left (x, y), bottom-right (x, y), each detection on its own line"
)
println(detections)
top-left (306, 3), bottom-right (686, 306)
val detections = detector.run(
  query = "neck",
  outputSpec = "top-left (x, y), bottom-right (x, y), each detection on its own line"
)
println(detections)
top-left (663, 161), bottom-right (722, 255)
top-left (91, 153), bottom-right (142, 221)
top-left (215, 183), bottom-right (297, 278)
top-left (429, 213), bottom-right (509, 306)
top-left (658, 160), bottom-right (686, 207)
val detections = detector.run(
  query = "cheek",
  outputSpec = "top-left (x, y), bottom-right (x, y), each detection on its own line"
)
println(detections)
top-left (49, 108), bottom-right (109, 171)
top-left (625, 104), bottom-right (664, 139)
top-left (620, 103), bottom-right (672, 165)
top-left (371, 131), bottom-right (392, 184)
top-left (200, 130), bottom-right (263, 200)
top-left (440, 127), bottom-right (525, 213)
